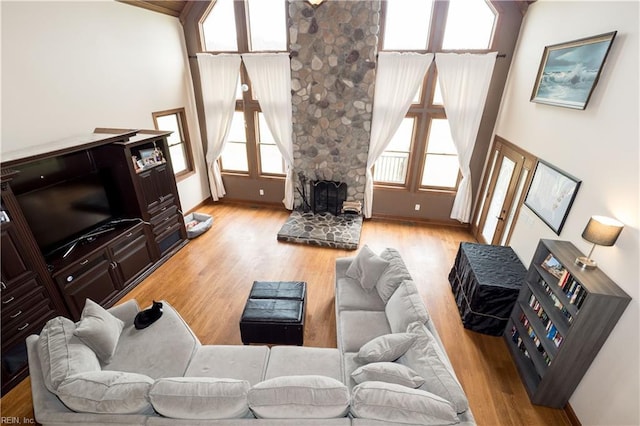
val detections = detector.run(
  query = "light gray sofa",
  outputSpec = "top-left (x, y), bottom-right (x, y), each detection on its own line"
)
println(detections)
top-left (26, 247), bottom-right (474, 425)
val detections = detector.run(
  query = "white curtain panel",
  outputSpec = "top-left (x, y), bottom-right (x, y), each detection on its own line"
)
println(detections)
top-left (364, 52), bottom-right (433, 218)
top-left (435, 52), bottom-right (497, 223)
top-left (197, 53), bottom-right (241, 201)
top-left (242, 53), bottom-right (295, 210)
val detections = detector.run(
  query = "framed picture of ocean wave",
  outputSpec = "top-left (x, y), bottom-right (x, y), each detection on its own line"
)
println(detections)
top-left (530, 31), bottom-right (616, 110)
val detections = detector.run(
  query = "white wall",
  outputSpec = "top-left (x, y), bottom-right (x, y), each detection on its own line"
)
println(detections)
top-left (1, 1), bottom-right (210, 212)
top-left (494, 1), bottom-right (639, 424)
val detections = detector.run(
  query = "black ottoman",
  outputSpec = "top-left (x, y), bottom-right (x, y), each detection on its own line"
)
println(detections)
top-left (240, 281), bottom-right (306, 345)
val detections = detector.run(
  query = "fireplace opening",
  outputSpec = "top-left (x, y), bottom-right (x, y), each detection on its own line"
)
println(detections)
top-left (311, 180), bottom-right (347, 215)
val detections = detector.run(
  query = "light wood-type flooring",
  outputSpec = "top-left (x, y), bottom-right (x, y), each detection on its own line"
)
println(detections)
top-left (1, 202), bottom-right (571, 425)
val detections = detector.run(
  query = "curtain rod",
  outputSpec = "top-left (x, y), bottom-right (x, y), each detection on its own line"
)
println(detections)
top-left (189, 52), bottom-right (506, 59)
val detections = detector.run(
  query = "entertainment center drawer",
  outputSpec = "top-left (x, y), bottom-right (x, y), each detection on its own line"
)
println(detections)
top-left (1, 273), bottom-right (40, 306)
top-left (54, 250), bottom-right (112, 286)
top-left (152, 213), bottom-right (181, 237)
top-left (150, 204), bottom-right (179, 228)
top-left (2, 299), bottom-right (55, 343)
top-left (1, 285), bottom-right (49, 325)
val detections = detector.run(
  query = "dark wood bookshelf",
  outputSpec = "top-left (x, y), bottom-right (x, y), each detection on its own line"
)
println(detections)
top-left (505, 239), bottom-right (631, 408)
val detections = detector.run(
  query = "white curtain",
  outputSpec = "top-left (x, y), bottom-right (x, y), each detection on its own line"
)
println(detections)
top-left (197, 53), bottom-right (241, 201)
top-left (364, 52), bottom-right (433, 218)
top-left (242, 53), bottom-right (295, 210)
top-left (436, 52), bottom-right (497, 223)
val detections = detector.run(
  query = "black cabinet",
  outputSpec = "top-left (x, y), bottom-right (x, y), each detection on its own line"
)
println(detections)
top-left (505, 239), bottom-right (631, 408)
top-left (0, 129), bottom-right (188, 394)
top-left (1, 175), bottom-right (65, 395)
top-left (52, 222), bottom-right (153, 319)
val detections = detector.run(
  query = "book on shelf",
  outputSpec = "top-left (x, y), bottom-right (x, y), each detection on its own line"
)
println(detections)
top-left (541, 253), bottom-right (565, 279)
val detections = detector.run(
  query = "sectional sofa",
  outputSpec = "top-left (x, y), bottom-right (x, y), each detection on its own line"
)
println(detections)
top-left (26, 247), bottom-right (474, 425)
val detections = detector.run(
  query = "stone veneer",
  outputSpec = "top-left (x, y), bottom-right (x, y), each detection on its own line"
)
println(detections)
top-left (289, 0), bottom-right (380, 209)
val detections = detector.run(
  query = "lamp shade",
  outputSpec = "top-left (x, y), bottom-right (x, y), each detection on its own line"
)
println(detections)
top-left (581, 215), bottom-right (624, 246)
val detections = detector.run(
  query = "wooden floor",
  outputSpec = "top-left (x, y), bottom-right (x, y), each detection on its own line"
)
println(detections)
top-left (1, 202), bottom-right (571, 425)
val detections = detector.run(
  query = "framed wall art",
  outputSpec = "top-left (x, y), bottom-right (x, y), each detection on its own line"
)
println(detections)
top-left (530, 31), bottom-right (616, 110)
top-left (524, 160), bottom-right (581, 235)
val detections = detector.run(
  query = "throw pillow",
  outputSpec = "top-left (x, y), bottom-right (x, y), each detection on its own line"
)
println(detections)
top-left (398, 321), bottom-right (469, 413)
top-left (150, 377), bottom-right (250, 419)
top-left (74, 298), bottom-right (125, 364)
top-left (351, 362), bottom-right (425, 388)
top-left (350, 381), bottom-right (459, 425)
top-left (376, 248), bottom-right (413, 302)
top-left (356, 332), bottom-right (417, 363)
top-left (248, 375), bottom-right (349, 419)
top-left (385, 280), bottom-right (430, 333)
top-left (56, 370), bottom-right (153, 414)
top-left (37, 316), bottom-right (101, 393)
top-left (345, 245), bottom-right (390, 291)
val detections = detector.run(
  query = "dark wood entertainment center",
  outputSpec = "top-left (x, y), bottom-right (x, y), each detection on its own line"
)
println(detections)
top-left (0, 128), bottom-right (188, 395)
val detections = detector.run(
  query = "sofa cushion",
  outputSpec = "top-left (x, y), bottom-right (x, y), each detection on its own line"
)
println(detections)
top-left (339, 310), bottom-right (391, 353)
top-left (356, 332), bottom-right (417, 363)
top-left (350, 381), bottom-right (458, 425)
top-left (336, 277), bottom-right (386, 312)
top-left (265, 347), bottom-right (342, 381)
top-left (56, 370), bottom-right (153, 414)
top-left (376, 249), bottom-right (413, 302)
top-left (248, 375), bottom-right (349, 419)
top-left (74, 299), bottom-right (125, 364)
top-left (351, 362), bottom-right (424, 388)
top-left (37, 316), bottom-right (101, 393)
top-left (185, 345), bottom-right (269, 386)
top-left (399, 322), bottom-right (469, 413)
top-left (149, 377), bottom-right (250, 420)
top-left (346, 245), bottom-right (390, 291)
top-left (385, 280), bottom-right (430, 333)
top-left (105, 301), bottom-right (199, 379)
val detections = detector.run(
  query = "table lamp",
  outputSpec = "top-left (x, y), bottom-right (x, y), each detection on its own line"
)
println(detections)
top-left (575, 215), bottom-right (624, 269)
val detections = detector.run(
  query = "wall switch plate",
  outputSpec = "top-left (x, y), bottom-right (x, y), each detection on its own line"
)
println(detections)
top-left (259, 189), bottom-right (264, 196)
top-left (414, 204), bottom-right (420, 211)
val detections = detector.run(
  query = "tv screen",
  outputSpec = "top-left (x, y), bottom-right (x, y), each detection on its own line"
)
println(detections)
top-left (16, 173), bottom-right (116, 256)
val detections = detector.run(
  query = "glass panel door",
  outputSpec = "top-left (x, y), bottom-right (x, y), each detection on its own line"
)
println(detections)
top-left (473, 138), bottom-right (535, 245)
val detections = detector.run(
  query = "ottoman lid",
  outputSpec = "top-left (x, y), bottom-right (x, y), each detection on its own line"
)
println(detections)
top-left (241, 299), bottom-right (303, 323)
top-left (250, 281), bottom-right (306, 301)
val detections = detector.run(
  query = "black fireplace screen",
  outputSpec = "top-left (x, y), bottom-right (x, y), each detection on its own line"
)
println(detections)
top-left (311, 180), bottom-right (347, 215)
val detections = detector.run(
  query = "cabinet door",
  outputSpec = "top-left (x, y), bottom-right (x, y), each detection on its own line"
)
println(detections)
top-left (1, 223), bottom-right (31, 285)
top-left (110, 226), bottom-right (153, 287)
top-left (152, 164), bottom-right (175, 203)
top-left (138, 169), bottom-right (161, 212)
top-left (55, 253), bottom-right (119, 319)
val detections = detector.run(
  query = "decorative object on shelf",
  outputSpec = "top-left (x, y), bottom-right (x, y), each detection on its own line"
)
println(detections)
top-left (575, 215), bottom-right (624, 269)
top-left (530, 31), bottom-right (616, 110)
top-left (524, 160), bottom-right (581, 235)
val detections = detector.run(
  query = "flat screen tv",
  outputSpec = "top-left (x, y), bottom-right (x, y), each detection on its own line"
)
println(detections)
top-left (16, 171), bottom-right (121, 257)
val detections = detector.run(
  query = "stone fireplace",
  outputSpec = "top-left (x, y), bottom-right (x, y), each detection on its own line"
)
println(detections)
top-left (289, 1), bottom-right (381, 210)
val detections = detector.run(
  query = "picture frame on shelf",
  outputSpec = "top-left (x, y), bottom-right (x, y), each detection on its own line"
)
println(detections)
top-left (524, 160), bottom-right (581, 235)
top-left (530, 31), bottom-right (616, 110)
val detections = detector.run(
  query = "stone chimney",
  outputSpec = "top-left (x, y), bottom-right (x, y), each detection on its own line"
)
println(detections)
top-left (289, 0), bottom-right (380, 209)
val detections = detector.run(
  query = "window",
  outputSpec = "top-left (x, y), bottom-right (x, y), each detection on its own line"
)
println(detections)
top-left (374, 118), bottom-right (415, 184)
top-left (421, 119), bottom-right (459, 188)
top-left (152, 108), bottom-right (194, 179)
top-left (201, 0), bottom-right (287, 177)
top-left (383, 0), bottom-right (433, 50)
top-left (375, 0), bottom-right (496, 192)
top-left (220, 111), bottom-right (249, 172)
top-left (442, 0), bottom-right (496, 50)
top-left (257, 113), bottom-right (285, 174)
